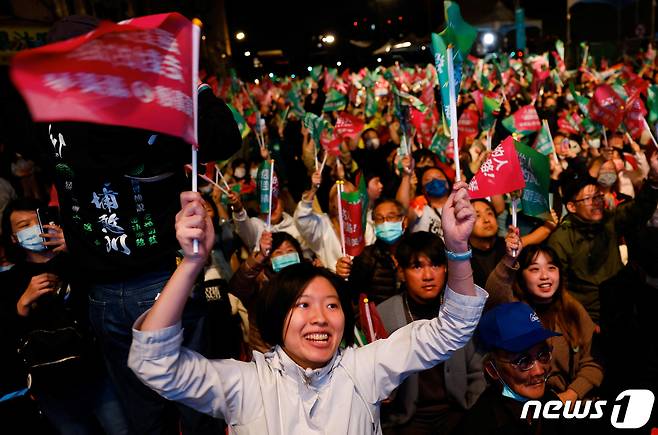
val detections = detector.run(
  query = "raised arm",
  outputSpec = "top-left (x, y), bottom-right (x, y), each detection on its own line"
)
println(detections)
top-left (139, 192), bottom-right (214, 331)
top-left (442, 181), bottom-right (477, 296)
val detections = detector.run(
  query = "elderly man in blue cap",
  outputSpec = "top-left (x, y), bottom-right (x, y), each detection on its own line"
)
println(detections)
top-left (454, 302), bottom-right (567, 435)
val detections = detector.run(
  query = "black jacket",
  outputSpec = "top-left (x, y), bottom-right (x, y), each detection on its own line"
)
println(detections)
top-left (349, 240), bottom-right (399, 305)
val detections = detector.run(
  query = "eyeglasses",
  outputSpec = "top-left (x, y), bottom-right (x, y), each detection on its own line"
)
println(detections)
top-left (497, 346), bottom-right (553, 372)
top-left (373, 214), bottom-right (403, 225)
top-left (573, 194), bottom-right (604, 205)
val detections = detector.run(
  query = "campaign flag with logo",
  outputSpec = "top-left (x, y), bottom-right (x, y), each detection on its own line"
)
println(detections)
top-left (11, 13), bottom-right (198, 145)
top-left (257, 160), bottom-right (278, 214)
top-left (430, 1), bottom-right (477, 131)
top-left (340, 188), bottom-right (365, 257)
top-left (533, 122), bottom-right (556, 157)
top-left (335, 111), bottom-right (365, 139)
top-left (515, 142), bottom-right (551, 220)
top-left (468, 136), bottom-right (526, 199)
top-left (502, 105), bottom-right (542, 136)
top-left (323, 88), bottom-right (347, 112)
top-left (589, 84), bottom-right (624, 131)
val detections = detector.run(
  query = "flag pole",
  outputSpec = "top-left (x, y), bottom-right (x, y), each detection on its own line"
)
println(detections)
top-left (643, 117), bottom-right (658, 149)
top-left (266, 159), bottom-right (275, 230)
top-left (511, 197), bottom-right (518, 257)
top-left (191, 18), bottom-right (202, 254)
top-left (446, 45), bottom-right (461, 181)
top-left (363, 297), bottom-right (376, 342)
top-left (336, 180), bottom-right (347, 257)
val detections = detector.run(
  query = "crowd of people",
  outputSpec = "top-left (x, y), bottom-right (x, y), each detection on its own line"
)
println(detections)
top-left (1, 13), bottom-right (658, 435)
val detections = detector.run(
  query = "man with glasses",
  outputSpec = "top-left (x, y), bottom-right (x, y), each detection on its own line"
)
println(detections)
top-left (455, 302), bottom-right (565, 435)
top-left (336, 198), bottom-right (407, 304)
top-left (547, 154), bottom-right (658, 324)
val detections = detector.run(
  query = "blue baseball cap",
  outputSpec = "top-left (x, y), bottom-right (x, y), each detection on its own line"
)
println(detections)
top-left (478, 302), bottom-right (561, 353)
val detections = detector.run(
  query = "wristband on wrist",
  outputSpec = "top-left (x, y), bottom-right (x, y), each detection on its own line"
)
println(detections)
top-left (445, 248), bottom-right (472, 261)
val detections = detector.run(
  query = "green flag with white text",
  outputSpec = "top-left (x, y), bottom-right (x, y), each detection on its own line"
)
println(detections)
top-left (516, 141), bottom-right (551, 220)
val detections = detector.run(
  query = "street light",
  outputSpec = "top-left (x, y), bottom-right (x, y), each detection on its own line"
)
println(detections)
top-left (321, 34), bottom-right (336, 45)
top-left (336, 61), bottom-right (342, 67)
top-left (244, 51), bottom-right (251, 57)
top-left (235, 31), bottom-right (245, 41)
top-left (307, 66), bottom-right (313, 72)
top-left (482, 32), bottom-right (496, 47)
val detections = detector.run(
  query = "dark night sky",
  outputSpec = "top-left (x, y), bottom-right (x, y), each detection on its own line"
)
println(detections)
top-left (223, 0), bottom-right (654, 74)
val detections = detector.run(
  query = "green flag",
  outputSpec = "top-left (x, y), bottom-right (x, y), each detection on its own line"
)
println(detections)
top-left (310, 65), bottom-right (323, 81)
top-left (533, 122), bottom-right (555, 156)
top-left (429, 130), bottom-right (450, 162)
top-left (392, 86), bottom-right (427, 112)
top-left (323, 89), bottom-right (347, 112)
top-left (365, 87), bottom-right (378, 118)
top-left (568, 82), bottom-right (590, 118)
top-left (648, 84), bottom-right (658, 124)
top-left (430, 1), bottom-right (477, 131)
top-left (227, 103), bottom-right (250, 139)
top-left (287, 83), bottom-right (305, 119)
top-left (555, 40), bottom-right (564, 61)
top-left (515, 141), bottom-right (551, 220)
top-left (303, 112), bottom-right (331, 147)
top-left (481, 95), bottom-right (502, 130)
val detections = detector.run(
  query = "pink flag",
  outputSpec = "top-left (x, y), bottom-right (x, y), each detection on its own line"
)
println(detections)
top-left (589, 84), bottom-right (625, 132)
top-left (468, 136), bottom-right (526, 199)
top-left (10, 13), bottom-right (197, 145)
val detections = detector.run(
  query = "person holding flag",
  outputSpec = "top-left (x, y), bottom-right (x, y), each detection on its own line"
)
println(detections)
top-left (294, 170), bottom-right (376, 272)
top-left (336, 198), bottom-right (408, 305)
top-left (10, 14), bottom-right (242, 434)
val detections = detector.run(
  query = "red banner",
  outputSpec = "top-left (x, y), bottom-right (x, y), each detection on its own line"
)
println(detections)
top-left (320, 130), bottom-right (342, 156)
top-left (340, 191), bottom-right (365, 257)
top-left (335, 111), bottom-right (365, 139)
top-left (468, 136), bottom-right (526, 199)
top-left (10, 13), bottom-right (196, 145)
top-left (458, 108), bottom-right (479, 148)
top-left (589, 84), bottom-right (624, 132)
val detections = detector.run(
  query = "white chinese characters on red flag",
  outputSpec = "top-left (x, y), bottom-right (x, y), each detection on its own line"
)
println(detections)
top-left (10, 13), bottom-right (196, 145)
top-left (467, 136), bottom-right (526, 199)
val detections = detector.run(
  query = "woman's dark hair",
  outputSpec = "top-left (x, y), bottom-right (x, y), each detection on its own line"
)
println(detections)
top-left (1, 197), bottom-right (47, 262)
top-left (395, 231), bottom-right (446, 269)
top-left (271, 232), bottom-right (304, 258)
top-left (513, 244), bottom-right (585, 348)
top-left (256, 263), bottom-right (355, 347)
top-left (471, 198), bottom-right (497, 216)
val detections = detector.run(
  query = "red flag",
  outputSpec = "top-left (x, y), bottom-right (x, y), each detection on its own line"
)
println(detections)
top-left (468, 136), bottom-right (526, 199)
top-left (557, 111), bottom-right (581, 135)
top-left (471, 89), bottom-right (484, 114)
top-left (624, 96), bottom-right (648, 140)
top-left (589, 84), bottom-right (625, 131)
top-left (340, 191), bottom-right (365, 256)
top-left (410, 108), bottom-right (435, 147)
top-left (358, 294), bottom-right (389, 343)
top-left (335, 111), bottom-right (365, 139)
top-left (10, 13), bottom-right (197, 145)
top-left (320, 130), bottom-right (342, 156)
top-left (457, 108), bottom-right (479, 148)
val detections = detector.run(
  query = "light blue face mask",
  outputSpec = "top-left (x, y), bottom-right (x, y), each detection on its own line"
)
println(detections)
top-left (0, 263), bottom-right (14, 272)
top-left (271, 252), bottom-right (300, 272)
top-left (491, 362), bottom-right (529, 403)
top-left (375, 221), bottom-right (404, 244)
top-left (16, 224), bottom-right (47, 252)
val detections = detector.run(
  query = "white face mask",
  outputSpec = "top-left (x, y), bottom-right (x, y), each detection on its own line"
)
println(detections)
top-left (16, 224), bottom-right (47, 252)
top-left (250, 168), bottom-right (259, 179)
top-left (234, 167), bottom-right (246, 179)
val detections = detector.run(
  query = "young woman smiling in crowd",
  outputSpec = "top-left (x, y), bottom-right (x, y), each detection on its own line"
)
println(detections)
top-left (128, 182), bottom-right (487, 434)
